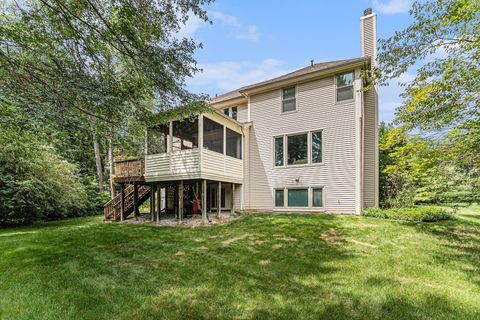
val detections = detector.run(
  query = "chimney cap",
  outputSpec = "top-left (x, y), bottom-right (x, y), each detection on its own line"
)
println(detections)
top-left (363, 8), bottom-right (373, 16)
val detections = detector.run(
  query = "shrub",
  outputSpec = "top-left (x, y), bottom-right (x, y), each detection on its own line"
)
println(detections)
top-left (362, 206), bottom-right (454, 222)
top-left (0, 130), bottom-right (107, 226)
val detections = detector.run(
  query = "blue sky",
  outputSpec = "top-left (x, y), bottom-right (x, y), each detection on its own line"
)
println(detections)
top-left (183, 0), bottom-right (415, 123)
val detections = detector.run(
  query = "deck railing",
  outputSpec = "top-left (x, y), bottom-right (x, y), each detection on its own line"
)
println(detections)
top-left (114, 158), bottom-right (145, 179)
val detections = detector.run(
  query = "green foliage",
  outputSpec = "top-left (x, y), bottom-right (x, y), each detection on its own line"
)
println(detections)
top-left (377, 0), bottom-right (480, 131)
top-left (0, 0), bottom-right (212, 133)
top-left (379, 122), bottom-right (479, 207)
top-left (362, 206), bottom-right (454, 222)
top-left (0, 128), bottom-right (107, 226)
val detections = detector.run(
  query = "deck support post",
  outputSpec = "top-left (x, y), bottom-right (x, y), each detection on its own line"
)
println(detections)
top-left (134, 182), bottom-right (139, 221)
top-left (120, 183), bottom-right (125, 221)
top-left (150, 184), bottom-right (156, 222)
top-left (217, 181), bottom-right (221, 218)
top-left (231, 183), bottom-right (235, 215)
top-left (178, 180), bottom-right (184, 222)
top-left (157, 184), bottom-right (161, 223)
top-left (202, 179), bottom-right (207, 224)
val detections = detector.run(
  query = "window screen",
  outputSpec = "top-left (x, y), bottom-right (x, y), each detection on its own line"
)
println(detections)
top-left (282, 86), bottom-right (296, 112)
top-left (311, 131), bottom-right (322, 163)
top-left (275, 189), bottom-right (284, 207)
top-left (336, 72), bottom-right (354, 101)
top-left (231, 106), bottom-right (238, 120)
top-left (288, 189), bottom-right (308, 207)
top-left (147, 124), bottom-right (168, 155)
top-left (172, 118), bottom-right (198, 151)
top-left (287, 134), bottom-right (308, 165)
top-left (223, 108), bottom-right (229, 116)
top-left (226, 128), bottom-right (242, 159)
top-left (203, 117), bottom-right (224, 154)
top-left (274, 136), bottom-right (284, 166)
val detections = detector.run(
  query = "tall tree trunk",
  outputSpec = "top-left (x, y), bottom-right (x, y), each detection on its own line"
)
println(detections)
top-left (89, 115), bottom-right (104, 191)
top-left (108, 133), bottom-right (115, 199)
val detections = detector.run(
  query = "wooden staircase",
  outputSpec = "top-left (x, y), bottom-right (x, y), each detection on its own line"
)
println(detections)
top-left (104, 185), bottom-right (151, 221)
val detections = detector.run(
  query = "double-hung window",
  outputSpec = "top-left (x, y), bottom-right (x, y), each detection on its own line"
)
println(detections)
top-left (282, 86), bottom-right (296, 112)
top-left (311, 131), bottom-right (322, 163)
top-left (336, 72), bottom-right (354, 102)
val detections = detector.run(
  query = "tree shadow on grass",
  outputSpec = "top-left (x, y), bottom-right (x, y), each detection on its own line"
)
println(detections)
top-left (409, 215), bottom-right (480, 288)
top-left (1, 214), bottom-right (478, 319)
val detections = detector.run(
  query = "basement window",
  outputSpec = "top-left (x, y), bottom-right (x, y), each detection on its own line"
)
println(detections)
top-left (336, 72), bottom-right (354, 102)
top-left (287, 188), bottom-right (308, 207)
top-left (275, 189), bottom-right (285, 207)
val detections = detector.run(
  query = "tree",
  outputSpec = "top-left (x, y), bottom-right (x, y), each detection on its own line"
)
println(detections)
top-left (379, 121), bottom-right (478, 207)
top-left (377, 0), bottom-right (479, 131)
top-left (0, 0), bottom-right (212, 190)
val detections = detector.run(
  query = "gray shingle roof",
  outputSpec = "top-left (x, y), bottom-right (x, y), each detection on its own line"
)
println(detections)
top-left (209, 57), bottom-right (369, 105)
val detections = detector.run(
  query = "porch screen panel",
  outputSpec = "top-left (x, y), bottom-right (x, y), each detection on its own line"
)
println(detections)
top-left (147, 124), bottom-right (168, 155)
top-left (203, 117), bottom-right (224, 154)
top-left (226, 128), bottom-right (242, 159)
top-left (172, 117), bottom-right (198, 151)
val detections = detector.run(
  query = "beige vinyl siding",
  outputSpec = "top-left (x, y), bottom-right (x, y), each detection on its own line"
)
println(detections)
top-left (236, 104), bottom-right (248, 122)
top-left (361, 15), bottom-right (375, 58)
top-left (247, 74), bottom-right (357, 213)
top-left (363, 87), bottom-right (377, 208)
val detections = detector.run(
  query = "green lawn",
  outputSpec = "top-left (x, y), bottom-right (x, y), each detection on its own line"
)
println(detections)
top-left (1, 206), bottom-right (479, 320)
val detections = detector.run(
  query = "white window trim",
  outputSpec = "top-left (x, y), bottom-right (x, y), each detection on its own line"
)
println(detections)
top-left (272, 186), bottom-right (326, 210)
top-left (281, 86), bottom-right (297, 113)
top-left (223, 105), bottom-right (239, 120)
top-left (335, 71), bottom-right (355, 104)
top-left (273, 129), bottom-right (324, 168)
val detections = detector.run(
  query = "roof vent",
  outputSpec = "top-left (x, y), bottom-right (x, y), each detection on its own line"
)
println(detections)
top-left (363, 8), bottom-right (372, 16)
top-left (310, 60), bottom-right (314, 67)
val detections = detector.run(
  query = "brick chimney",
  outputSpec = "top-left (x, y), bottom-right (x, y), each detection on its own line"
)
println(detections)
top-left (360, 8), bottom-right (377, 66)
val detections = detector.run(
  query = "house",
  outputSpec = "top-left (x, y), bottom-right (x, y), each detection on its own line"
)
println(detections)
top-left (104, 9), bottom-right (378, 222)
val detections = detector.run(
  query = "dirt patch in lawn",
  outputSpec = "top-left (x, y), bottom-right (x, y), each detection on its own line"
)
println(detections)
top-left (222, 234), bottom-right (252, 246)
top-left (274, 235), bottom-right (298, 242)
top-left (320, 228), bottom-right (344, 246)
top-left (346, 239), bottom-right (377, 248)
top-left (258, 259), bottom-right (271, 266)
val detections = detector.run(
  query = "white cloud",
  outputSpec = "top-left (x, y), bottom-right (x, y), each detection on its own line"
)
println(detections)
top-left (187, 59), bottom-right (288, 94)
top-left (209, 11), bottom-right (241, 28)
top-left (209, 10), bottom-right (261, 41)
top-left (373, 0), bottom-right (412, 14)
top-left (177, 10), bottom-right (261, 42)
top-left (176, 13), bottom-right (208, 39)
top-left (235, 25), bottom-right (261, 41)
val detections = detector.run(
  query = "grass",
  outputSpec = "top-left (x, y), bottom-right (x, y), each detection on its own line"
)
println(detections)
top-left (0, 205), bottom-right (479, 320)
